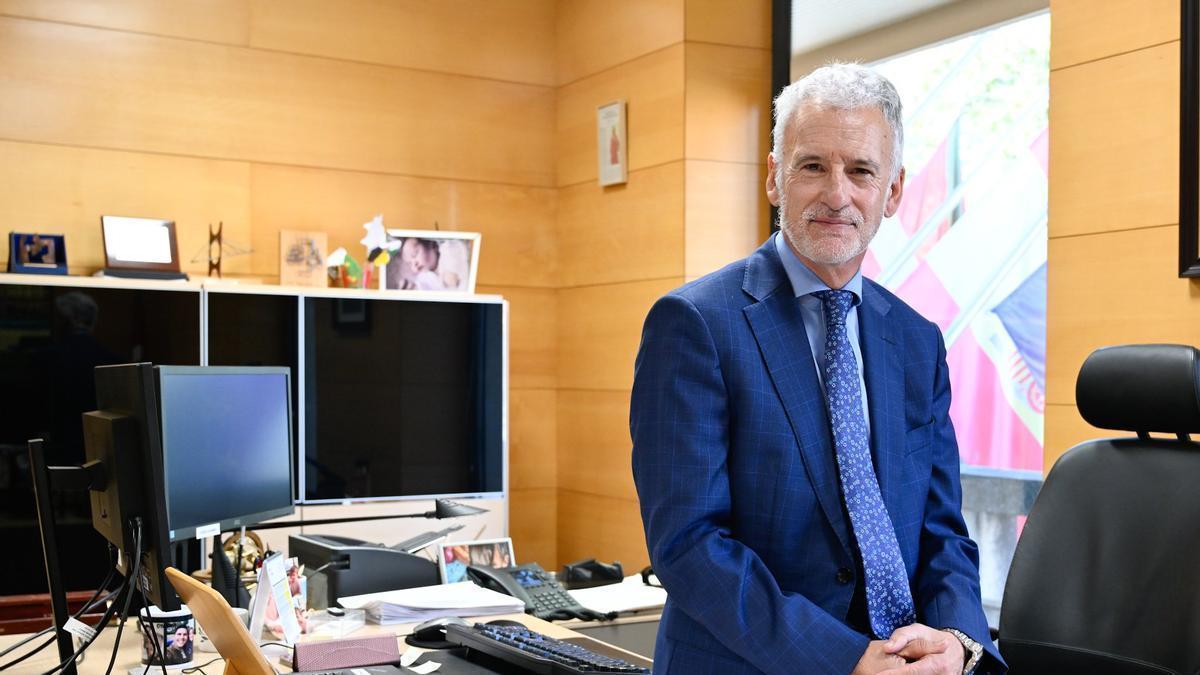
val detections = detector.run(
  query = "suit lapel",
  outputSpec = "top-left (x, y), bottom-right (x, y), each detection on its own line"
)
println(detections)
top-left (858, 282), bottom-right (905, 521)
top-left (742, 240), bottom-right (851, 554)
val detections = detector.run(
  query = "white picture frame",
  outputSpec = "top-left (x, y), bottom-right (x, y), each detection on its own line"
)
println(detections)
top-left (379, 229), bottom-right (480, 293)
top-left (597, 100), bottom-right (628, 186)
top-left (436, 537), bottom-right (515, 584)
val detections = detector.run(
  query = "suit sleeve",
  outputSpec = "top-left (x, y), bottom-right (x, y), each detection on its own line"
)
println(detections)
top-left (913, 330), bottom-right (1007, 672)
top-left (630, 293), bottom-right (870, 675)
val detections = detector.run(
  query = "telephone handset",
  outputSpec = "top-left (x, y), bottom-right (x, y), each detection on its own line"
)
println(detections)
top-left (466, 562), bottom-right (608, 621)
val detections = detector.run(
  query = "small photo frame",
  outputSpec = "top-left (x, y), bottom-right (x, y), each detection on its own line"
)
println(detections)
top-left (437, 537), bottom-right (514, 584)
top-left (8, 232), bottom-right (68, 275)
top-left (597, 100), bottom-right (628, 186)
top-left (381, 229), bottom-right (480, 293)
top-left (279, 229), bottom-right (328, 287)
top-left (100, 215), bottom-right (181, 273)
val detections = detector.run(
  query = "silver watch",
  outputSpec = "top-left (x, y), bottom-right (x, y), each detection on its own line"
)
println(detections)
top-left (943, 628), bottom-right (983, 674)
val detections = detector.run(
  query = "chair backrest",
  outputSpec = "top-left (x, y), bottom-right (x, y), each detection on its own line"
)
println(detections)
top-left (998, 344), bottom-right (1200, 675)
top-left (165, 567), bottom-right (274, 675)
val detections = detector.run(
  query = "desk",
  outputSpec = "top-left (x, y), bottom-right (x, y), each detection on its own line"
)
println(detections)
top-left (0, 613), bottom-right (651, 674)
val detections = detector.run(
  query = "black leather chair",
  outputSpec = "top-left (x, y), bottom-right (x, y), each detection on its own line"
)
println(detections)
top-left (997, 344), bottom-right (1200, 675)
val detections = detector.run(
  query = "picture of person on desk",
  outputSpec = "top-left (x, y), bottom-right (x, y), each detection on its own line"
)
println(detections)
top-left (631, 63), bottom-right (1001, 674)
top-left (163, 623), bottom-right (192, 665)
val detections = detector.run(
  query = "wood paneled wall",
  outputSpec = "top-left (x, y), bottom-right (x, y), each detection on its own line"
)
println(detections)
top-left (0, 1), bottom-right (560, 564)
top-left (1045, 0), bottom-right (1184, 471)
top-left (553, 0), bottom-right (770, 569)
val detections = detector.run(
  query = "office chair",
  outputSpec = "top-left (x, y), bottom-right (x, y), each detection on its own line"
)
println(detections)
top-left (997, 344), bottom-right (1200, 675)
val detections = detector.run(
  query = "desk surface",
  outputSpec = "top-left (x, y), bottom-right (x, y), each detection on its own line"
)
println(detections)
top-left (0, 612), bottom-right (638, 674)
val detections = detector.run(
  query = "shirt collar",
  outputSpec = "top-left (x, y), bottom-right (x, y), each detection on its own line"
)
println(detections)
top-left (773, 231), bottom-right (864, 303)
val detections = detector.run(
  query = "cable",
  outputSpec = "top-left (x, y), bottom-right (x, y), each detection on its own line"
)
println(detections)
top-left (102, 518), bottom-right (143, 675)
top-left (0, 636), bottom-right (55, 671)
top-left (181, 657), bottom-right (223, 674)
top-left (0, 546), bottom-right (121, 665)
top-left (34, 571), bottom-right (127, 675)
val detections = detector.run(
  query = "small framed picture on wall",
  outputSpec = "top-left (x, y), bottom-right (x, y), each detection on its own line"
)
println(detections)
top-left (597, 100), bottom-right (628, 187)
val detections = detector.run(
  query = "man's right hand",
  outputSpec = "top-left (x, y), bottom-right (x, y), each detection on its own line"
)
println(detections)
top-left (852, 640), bottom-right (908, 674)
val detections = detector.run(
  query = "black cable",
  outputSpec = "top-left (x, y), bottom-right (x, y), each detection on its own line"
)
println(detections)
top-left (0, 636), bottom-right (55, 671)
top-left (102, 518), bottom-right (143, 675)
top-left (181, 656), bottom-right (223, 674)
top-left (0, 546), bottom-right (121, 664)
top-left (35, 571), bottom-right (128, 675)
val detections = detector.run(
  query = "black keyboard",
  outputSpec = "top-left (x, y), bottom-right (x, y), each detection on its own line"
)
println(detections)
top-left (445, 623), bottom-right (652, 675)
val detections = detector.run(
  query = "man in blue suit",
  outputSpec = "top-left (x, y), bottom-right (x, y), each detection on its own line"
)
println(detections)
top-left (631, 64), bottom-right (1004, 674)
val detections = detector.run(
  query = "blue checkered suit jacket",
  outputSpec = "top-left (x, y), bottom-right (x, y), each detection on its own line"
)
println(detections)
top-left (630, 238), bottom-right (1004, 674)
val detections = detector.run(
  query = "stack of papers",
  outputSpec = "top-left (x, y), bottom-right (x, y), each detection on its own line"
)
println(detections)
top-left (567, 574), bottom-right (668, 614)
top-left (337, 582), bottom-right (525, 625)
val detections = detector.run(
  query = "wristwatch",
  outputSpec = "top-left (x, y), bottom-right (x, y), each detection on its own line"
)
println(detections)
top-left (943, 628), bottom-right (983, 674)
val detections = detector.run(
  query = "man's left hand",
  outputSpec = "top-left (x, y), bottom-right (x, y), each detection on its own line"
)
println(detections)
top-left (876, 623), bottom-right (965, 675)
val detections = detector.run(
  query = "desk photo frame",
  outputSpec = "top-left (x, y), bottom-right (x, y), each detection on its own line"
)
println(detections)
top-left (101, 215), bottom-right (181, 273)
top-left (436, 537), bottom-right (514, 584)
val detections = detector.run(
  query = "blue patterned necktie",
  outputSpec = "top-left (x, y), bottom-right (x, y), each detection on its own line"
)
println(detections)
top-left (814, 289), bottom-right (915, 639)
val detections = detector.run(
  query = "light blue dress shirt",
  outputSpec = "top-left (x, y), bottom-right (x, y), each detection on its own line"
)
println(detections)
top-left (773, 232), bottom-right (871, 425)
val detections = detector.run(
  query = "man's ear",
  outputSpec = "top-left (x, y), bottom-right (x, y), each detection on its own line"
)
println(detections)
top-left (766, 153), bottom-right (781, 207)
top-left (883, 166), bottom-right (905, 218)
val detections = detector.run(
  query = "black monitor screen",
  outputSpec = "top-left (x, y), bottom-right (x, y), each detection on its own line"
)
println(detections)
top-left (157, 366), bottom-right (294, 540)
top-left (302, 298), bottom-right (504, 501)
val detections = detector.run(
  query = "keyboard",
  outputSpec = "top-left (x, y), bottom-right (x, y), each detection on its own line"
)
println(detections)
top-left (445, 622), bottom-right (652, 675)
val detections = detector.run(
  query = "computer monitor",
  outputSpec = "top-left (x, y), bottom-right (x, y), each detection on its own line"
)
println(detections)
top-left (83, 363), bottom-right (179, 611)
top-left (155, 366), bottom-right (295, 541)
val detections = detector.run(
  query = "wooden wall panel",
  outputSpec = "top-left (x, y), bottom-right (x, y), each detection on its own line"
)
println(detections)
top-left (557, 490), bottom-right (648, 569)
top-left (1049, 0), bottom-right (1178, 70)
top-left (0, 0), bottom-right (250, 45)
top-left (1043, 403), bottom-right (1110, 473)
top-left (248, 0), bottom-right (556, 85)
top-left (684, 43), bottom-right (771, 164)
top-left (478, 285), bottom-right (557, 391)
top-left (558, 163), bottom-right (684, 288)
top-left (684, 160), bottom-right (768, 279)
top-left (1048, 43), bottom-right (1178, 239)
top-left (0, 17), bottom-right (555, 186)
top-left (684, 0), bottom-right (770, 49)
top-left (0, 140), bottom-right (251, 275)
top-left (1045, 226), bottom-right (1196, 407)
top-left (557, 390), bottom-right (636, 501)
top-left (558, 278), bottom-right (682, 392)
top-left (511, 487), bottom-right (557, 568)
top-left (556, 45), bottom-right (685, 188)
top-left (249, 164), bottom-right (556, 286)
top-left (556, 0), bottom-right (683, 86)
top-left (510, 389), bottom-right (558, 490)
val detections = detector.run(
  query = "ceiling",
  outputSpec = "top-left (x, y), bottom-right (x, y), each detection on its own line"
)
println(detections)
top-left (790, 0), bottom-right (958, 55)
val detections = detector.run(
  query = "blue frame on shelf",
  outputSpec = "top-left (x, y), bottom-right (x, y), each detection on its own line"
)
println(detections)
top-left (8, 232), bottom-right (68, 275)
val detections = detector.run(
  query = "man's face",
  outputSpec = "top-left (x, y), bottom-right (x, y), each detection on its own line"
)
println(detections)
top-left (766, 104), bottom-right (904, 283)
top-left (171, 627), bottom-right (189, 648)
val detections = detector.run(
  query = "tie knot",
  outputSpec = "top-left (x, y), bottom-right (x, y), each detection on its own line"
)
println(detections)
top-left (814, 289), bottom-right (855, 325)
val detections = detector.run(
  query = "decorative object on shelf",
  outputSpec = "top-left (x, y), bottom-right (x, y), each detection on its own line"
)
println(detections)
top-left (326, 247), bottom-right (369, 288)
top-left (381, 228), bottom-right (480, 292)
top-left (360, 214), bottom-right (391, 286)
top-left (280, 229), bottom-right (328, 287)
top-left (7, 232), bottom-right (68, 275)
top-left (597, 99), bottom-right (628, 187)
top-left (100, 215), bottom-right (187, 280)
top-left (189, 221), bottom-right (251, 278)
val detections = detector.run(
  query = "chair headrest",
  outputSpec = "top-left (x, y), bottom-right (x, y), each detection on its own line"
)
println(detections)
top-left (1076, 344), bottom-right (1200, 434)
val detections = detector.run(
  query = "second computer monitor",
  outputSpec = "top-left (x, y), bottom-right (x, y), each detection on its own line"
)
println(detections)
top-left (156, 366), bottom-right (295, 541)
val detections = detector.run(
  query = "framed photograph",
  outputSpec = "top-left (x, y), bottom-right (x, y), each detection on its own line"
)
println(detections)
top-left (381, 229), bottom-right (480, 293)
top-left (8, 232), bottom-right (68, 275)
top-left (1182, 0), bottom-right (1200, 276)
top-left (437, 537), bottom-right (514, 584)
top-left (101, 215), bottom-right (181, 273)
top-left (279, 229), bottom-right (328, 287)
top-left (597, 100), bottom-right (628, 187)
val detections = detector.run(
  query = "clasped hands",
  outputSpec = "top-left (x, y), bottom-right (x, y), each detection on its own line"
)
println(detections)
top-left (851, 623), bottom-right (966, 675)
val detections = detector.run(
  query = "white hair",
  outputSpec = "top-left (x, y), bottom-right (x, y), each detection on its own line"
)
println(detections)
top-left (771, 62), bottom-right (904, 186)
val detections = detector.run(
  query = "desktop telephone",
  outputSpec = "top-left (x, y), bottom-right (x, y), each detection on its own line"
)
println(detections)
top-left (466, 562), bottom-right (611, 621)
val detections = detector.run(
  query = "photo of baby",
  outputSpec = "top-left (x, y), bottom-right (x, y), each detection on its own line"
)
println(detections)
top-left (438, 537), bottom-right (515, 584)
top-left (382, 231), bottom-right (478, 293)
